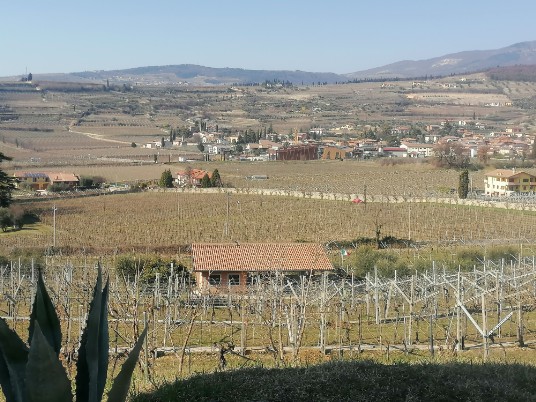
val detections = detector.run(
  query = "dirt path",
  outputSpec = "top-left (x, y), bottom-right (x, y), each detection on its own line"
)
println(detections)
top-left (68, 127), bottom-right (131, 145)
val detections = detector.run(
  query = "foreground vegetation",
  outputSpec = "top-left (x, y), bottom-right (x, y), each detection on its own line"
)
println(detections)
top-left (133, 359), bottom-right (536, 401)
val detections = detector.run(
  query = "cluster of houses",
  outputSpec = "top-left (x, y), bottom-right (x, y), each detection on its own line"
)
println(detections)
top-left (143, 118), bottom-right (534, 164)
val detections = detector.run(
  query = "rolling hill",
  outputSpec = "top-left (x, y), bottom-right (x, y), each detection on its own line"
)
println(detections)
top-left (3, 41), bottom-right (536, 85)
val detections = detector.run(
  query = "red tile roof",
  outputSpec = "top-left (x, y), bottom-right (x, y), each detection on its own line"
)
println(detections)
top-left (192, 243), bottom-right (334, 272)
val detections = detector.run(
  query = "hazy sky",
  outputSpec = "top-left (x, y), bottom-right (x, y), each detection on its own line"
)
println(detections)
top-left (2, 0), bottom-right (535, 77)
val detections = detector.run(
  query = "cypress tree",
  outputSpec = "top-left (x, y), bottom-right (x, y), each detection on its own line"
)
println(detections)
top-left (458, 169), bottom-right (469, 199)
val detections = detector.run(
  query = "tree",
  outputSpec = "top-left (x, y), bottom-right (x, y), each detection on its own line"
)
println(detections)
top-left (9, 204), bottom-right (25, 230)
top-left (477, 145), bottom-right (491, 164)
top-left (0, 208), bottom-right (11, 231)
top-left (458, 170), bottom-right (469, 199)
top-left (197, 142), bottom-right (205, 152)
top-left (159, 169), bottom-right (174, 188)
top-left (211, 169), bottom-right (222, 187)
top-left (0, 153), bottom-right (14, 207)
top-left (200, 173), bottom-right (212, 188)
top-left (433, 142), bottom-right (469, 169)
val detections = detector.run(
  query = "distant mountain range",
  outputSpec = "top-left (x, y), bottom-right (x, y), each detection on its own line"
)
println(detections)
top-left (5, 41), bottom-right (536, 85)
top-left (346, 41), bottom-right (536, 80)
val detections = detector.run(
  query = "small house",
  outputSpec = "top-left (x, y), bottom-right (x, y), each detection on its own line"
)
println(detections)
top-left (191, 243), bottom-right (334, 292)
top-left (13, 172), bottom-right (50, 190)
top-left (176, 169), bottom-right (211, 187)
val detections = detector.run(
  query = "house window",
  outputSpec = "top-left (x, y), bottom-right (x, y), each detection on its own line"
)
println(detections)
top-left (523, 178), bottom-right (529, 183)
top-left (246, 274), bottom-right (258, 285)
top-left (228, 274), bottom-right (240, 285)
top-left (208, 274), bottom-right (221, 285)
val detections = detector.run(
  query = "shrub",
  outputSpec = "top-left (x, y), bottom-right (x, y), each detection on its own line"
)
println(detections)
top-left (115, 254), bottom-right (189, 283)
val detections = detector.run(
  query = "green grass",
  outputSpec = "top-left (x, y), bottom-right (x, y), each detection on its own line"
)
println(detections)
top-left (133, 359), bottom-right (536, 401)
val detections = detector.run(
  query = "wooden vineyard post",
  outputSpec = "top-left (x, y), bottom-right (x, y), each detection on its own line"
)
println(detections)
top-left (319, 272), bottom-right (327, 354)
top-left (518, 287), bottom-right (524, 347)
top-left (408, 274), bottom-right (415, 346)
top-left (143, 311), bottom-right (149, 382)
top-left (429, 311), bottom-right (434, 357)
top-left (240, 297), bottom-right (247, 356)
top-left (374, 266), bottom-right (380, 325)
top-left (456, 269), bottom-right (462, 351)
top-left (482, 292), bottom-right (488, 361)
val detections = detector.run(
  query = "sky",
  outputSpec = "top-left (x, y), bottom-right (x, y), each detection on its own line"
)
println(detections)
top-left (2, 0), bottom-right (536, 77)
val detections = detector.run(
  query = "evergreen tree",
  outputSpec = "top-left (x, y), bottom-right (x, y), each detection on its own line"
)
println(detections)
top-left (200, 173), bottom-right (212, 188)
top-left (458, 170), bottom-right (469, 199)
top-left (159, 169), bottom-right (174, 188)
top-left (0, 153), bottom-right (14, 207)
top-left (211, 169), bottom-right (222, 187)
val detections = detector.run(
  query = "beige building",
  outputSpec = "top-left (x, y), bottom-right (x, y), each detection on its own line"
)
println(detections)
top-left (485, 169), bottom-right (536, 196)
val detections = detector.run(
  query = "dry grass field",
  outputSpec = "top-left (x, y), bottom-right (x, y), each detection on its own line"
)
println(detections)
top-left (2, 190), bottom-right (535, 256)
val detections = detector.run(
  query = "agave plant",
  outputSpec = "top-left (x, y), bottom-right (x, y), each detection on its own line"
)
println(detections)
top-left (0, 263), bottom-right (147, 402)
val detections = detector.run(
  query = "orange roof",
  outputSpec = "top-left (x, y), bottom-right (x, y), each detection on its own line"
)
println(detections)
top-left (177, 169), bottom-right (211, 180)
top-left (192, 243), bottom-right (334, 272)
top-left (45, 172), bottom-right (79, 182)
top-left (486, 169), bottom-right (532, 178)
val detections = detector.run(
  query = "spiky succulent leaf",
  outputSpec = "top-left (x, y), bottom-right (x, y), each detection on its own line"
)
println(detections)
top-left (106, 327), bottom-right (147, 402)
top-left (76, 264), bottom-right (103, 402)
top-left (0, 345), bottom-right (17, 402)
top-left (0, 318), bottom-right (28, 402)
top-left (25, 322), bottom-right (72, 402)
top-left (97, 279), bottom-right (109, 401)
top-left (28, 270), bottom-right (62, 355)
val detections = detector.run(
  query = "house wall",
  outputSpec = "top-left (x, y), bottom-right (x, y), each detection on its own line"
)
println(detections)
top-left (18, 177), bottom-right (49, 190)
top-left (485, 172), bottom-right (536, 196)
top-left (196, 271), bottom-right (248, 292)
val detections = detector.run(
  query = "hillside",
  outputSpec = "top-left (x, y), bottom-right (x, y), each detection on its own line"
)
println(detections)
top-left (3, 40), bottom-right (536, 85)
top-left (346, 41), bottom-right (536, 79)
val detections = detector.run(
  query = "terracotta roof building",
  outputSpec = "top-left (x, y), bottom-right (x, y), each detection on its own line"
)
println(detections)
top-left (191, 243), bottom-right (333, 291)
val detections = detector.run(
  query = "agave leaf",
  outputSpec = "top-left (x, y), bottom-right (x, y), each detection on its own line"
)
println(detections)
top-left (106, 327), bottom-right (147, 402)
top-left (28, 270), bottom-right (62, 355)
top-left (76, 264), bottom-right (103, 402)
top-left (0, 345), bottom-right (17, 402)
top-left (0, 318), bottom-right (28, 402)
top-left (25, 322), bottom-right (72, 402)
top-left (97, 279), bottom-right (110, 401)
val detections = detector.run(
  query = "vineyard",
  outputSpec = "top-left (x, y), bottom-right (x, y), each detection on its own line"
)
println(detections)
top-left (2, 254), bottom-right (536, 386)
top-left (2, 189), bottom-right (536, 256)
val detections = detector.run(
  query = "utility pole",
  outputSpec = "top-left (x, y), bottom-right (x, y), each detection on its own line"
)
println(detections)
top-left (52, 205), bottom-right (57, 248)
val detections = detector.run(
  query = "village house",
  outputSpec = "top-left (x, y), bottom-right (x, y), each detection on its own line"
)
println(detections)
top-left (47, 172), bottom-right (80, 188)
top-left (321, 145), bottom-right (353, 160)
top-left (207, 144), bottom-right (232, 155)
top-left (13, 172), bottom-right (79, 190)
top-left (380, 147), bottom-right (408, 157)
top-left (13, 172), bottom-right (50, 190)
top-left (400, 142), bottom-right (434, 158)
top-left (176, 169), bottom-right (211, 187)
top-left (191, 243), bottom-right (334, 293)
top-left (485, 169), bottom-right (536, 196)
